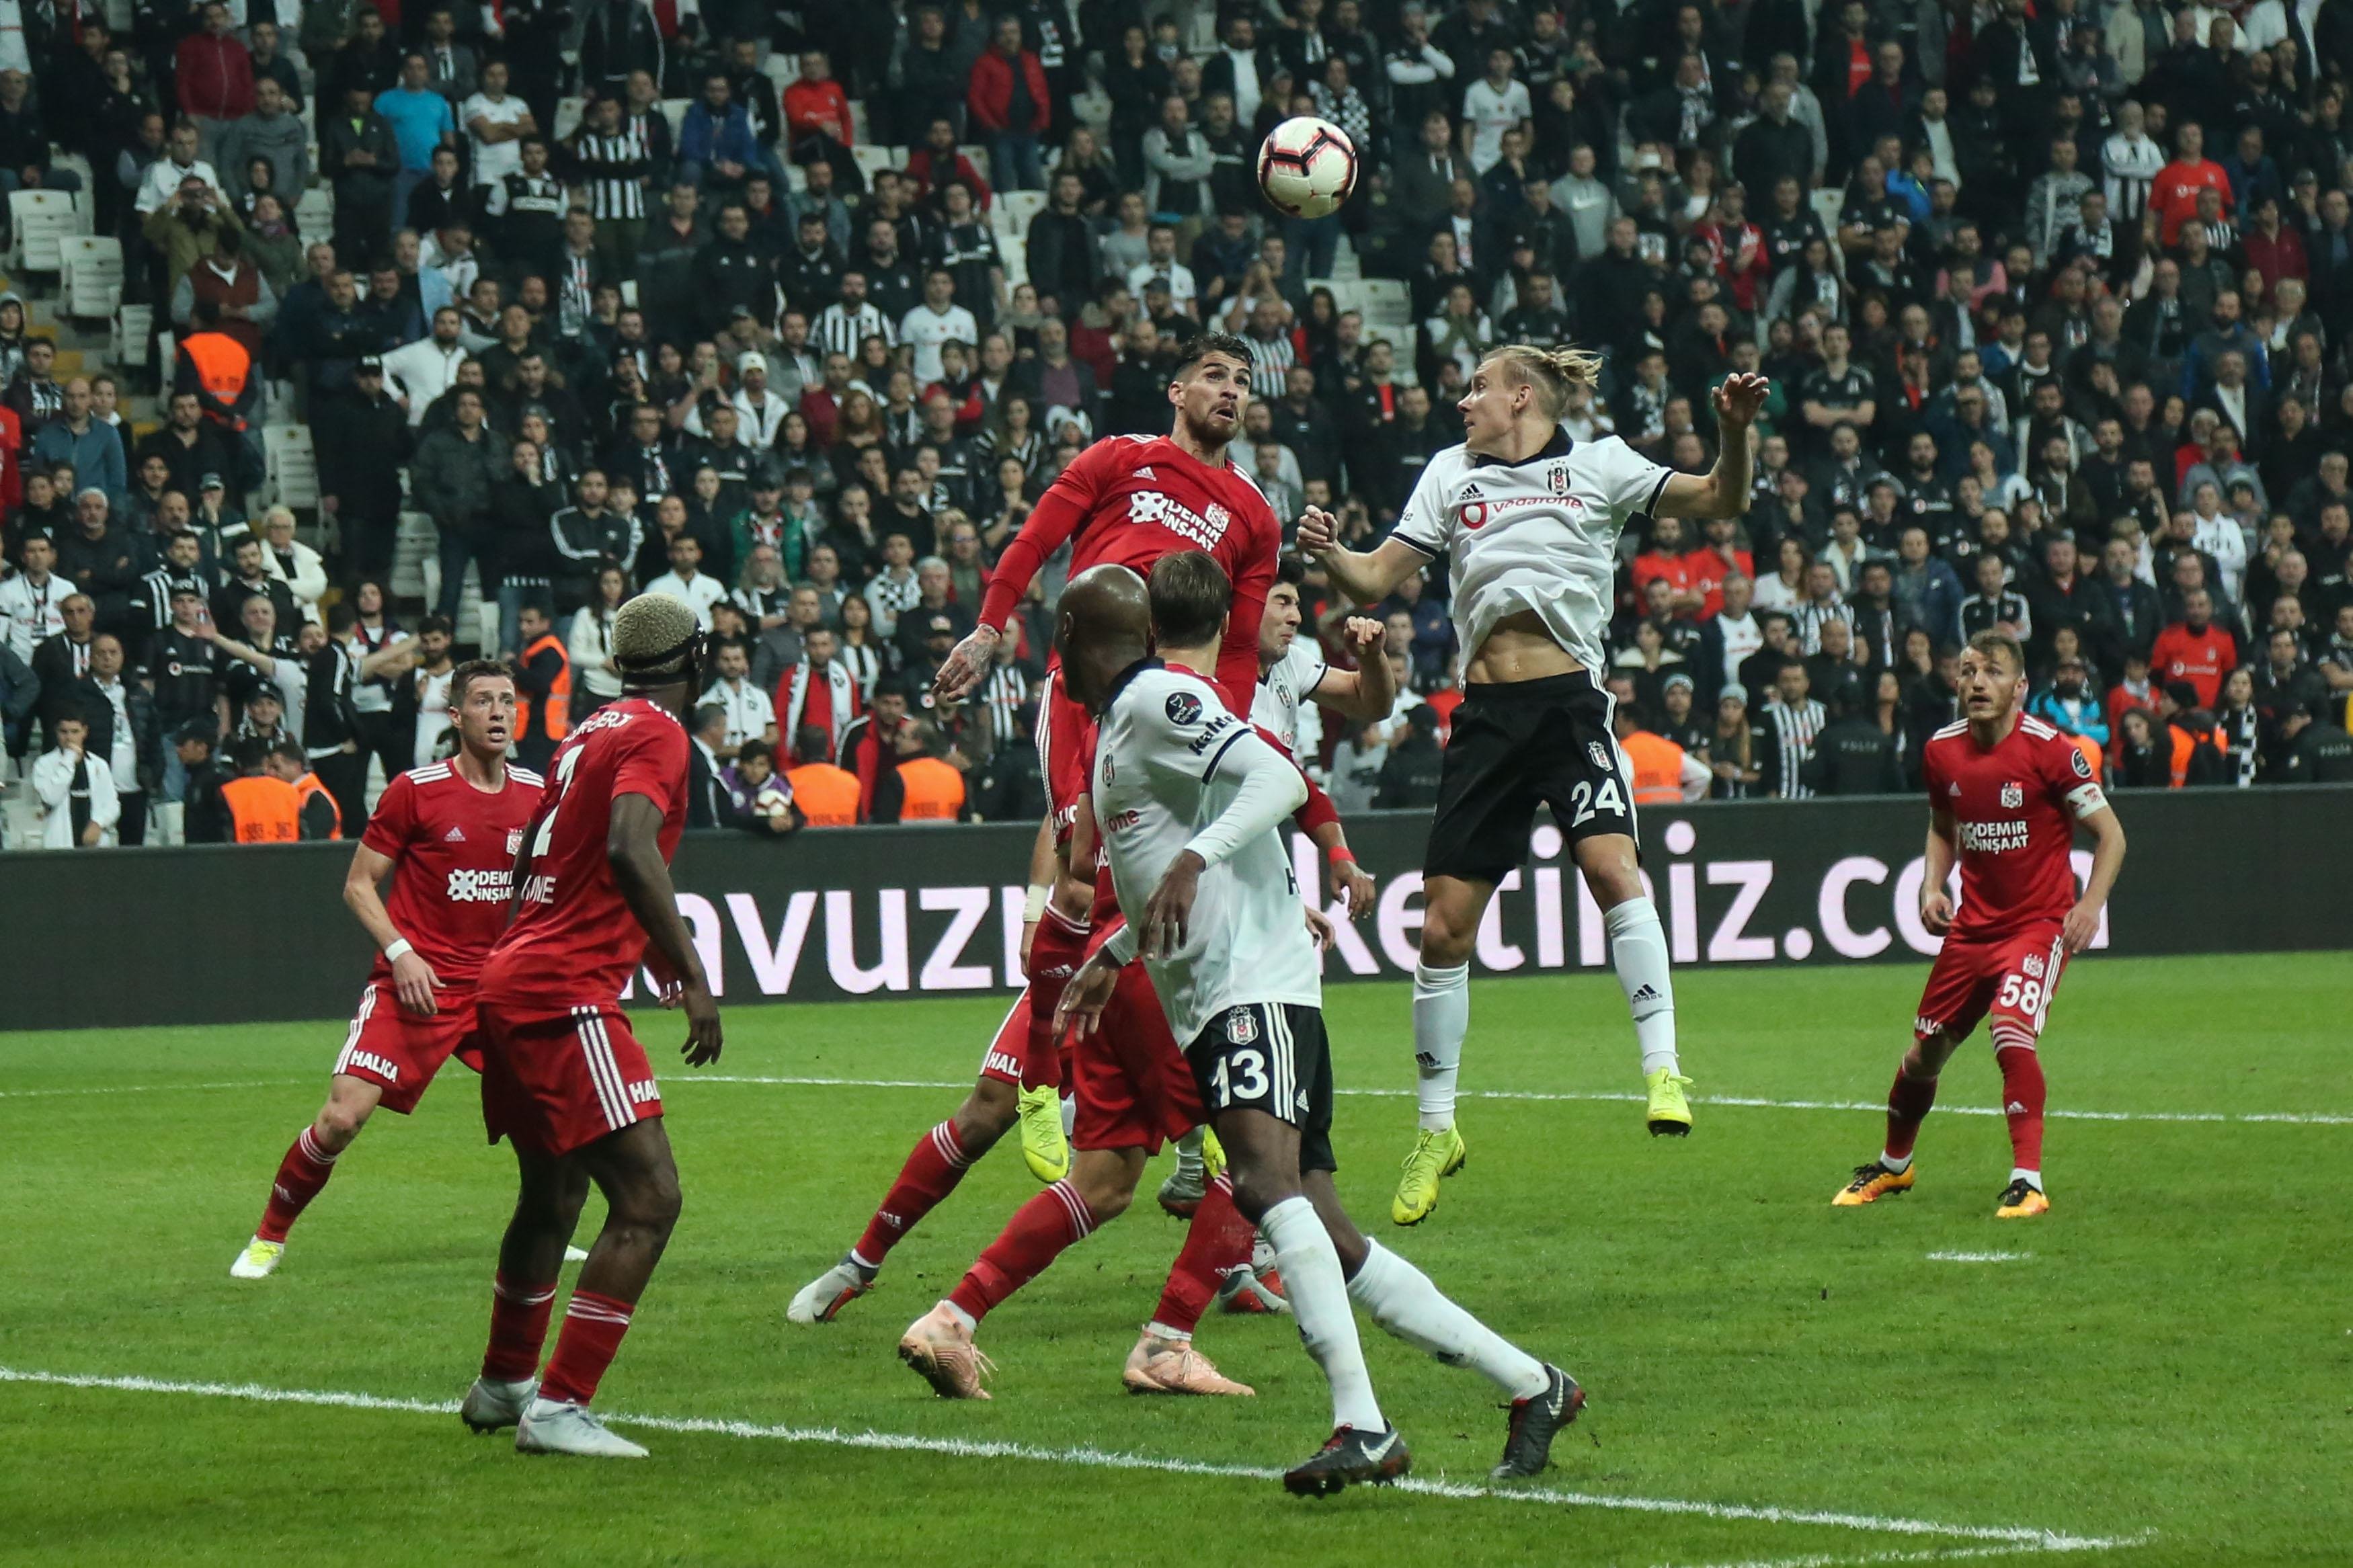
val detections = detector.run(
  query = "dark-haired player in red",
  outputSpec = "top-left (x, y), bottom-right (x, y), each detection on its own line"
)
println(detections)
top-left (1834, 629), bottom-right (2126, 1220)
top-left (458, 594), bottom-right (722, 1458)
top-left (835, 337), bottom-right (1291, 1400)
top-left (230, 661), bottom-right (541, 1281)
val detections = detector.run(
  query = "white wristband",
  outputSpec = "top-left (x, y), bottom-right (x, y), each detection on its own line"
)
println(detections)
top-left (1023, 884), bottom-right (1050, 922)
top-left (383, 938), bottom-right (415, 962)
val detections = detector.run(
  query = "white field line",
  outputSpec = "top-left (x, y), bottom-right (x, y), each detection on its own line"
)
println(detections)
top-left (1663, 1543), bottom-right (2069, 1568)
top-left (0, 1079), bottom-right (303, 1100)
top-left (1926, 1251), bottom-right (2030, 1264)
top-left (5, 1072), bottom-right (2348, 1129)
top-left (0, 1365), bottom-right (2140, 1554)
top-left (681, 1074), bottom-right (2353, 1128)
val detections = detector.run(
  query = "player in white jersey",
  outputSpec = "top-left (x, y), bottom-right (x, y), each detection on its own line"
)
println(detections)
top-left (1300, 344), bottom-right (1769, 1225)
top-left (1056, 554), bottom-right (1582, 1496)
top-left (1158, 561), bottom-right (1396, 1220)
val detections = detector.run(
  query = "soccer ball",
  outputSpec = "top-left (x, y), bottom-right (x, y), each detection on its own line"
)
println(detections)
top-left (752, 784), bottom-right (793, 821)
top-left (1257, 116), bottom-right (1358, 220)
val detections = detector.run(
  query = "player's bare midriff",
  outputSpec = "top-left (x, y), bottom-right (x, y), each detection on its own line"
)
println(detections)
top-left (1464, 611), bottom-right (1584, 685)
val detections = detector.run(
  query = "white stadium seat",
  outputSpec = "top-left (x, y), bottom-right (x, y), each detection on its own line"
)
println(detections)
top-left (265, 423), bottom-right (319, 508)
top-left (1354, 277), bottom-right (1410, 329)
top-left (9, 189), bottom-right (78, 270)
top-left (60, 236), bottom-right (125, 319)
top-left (994, 188), bottom-right (1047, 237)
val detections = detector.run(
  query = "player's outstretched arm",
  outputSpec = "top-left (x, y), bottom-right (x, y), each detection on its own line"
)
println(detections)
top-left (608, 793), bottom-right (723, 1066)
top-left (1297, 507), bottom-right (1425, 607)
top-left (1657, 372), bottom-right (1767, 520)
top-left (344, 841), bottom-right (442, 1016)
top-left (2067, 804), bottom-right (2126, 954)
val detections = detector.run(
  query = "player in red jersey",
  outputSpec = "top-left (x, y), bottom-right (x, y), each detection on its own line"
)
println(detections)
top-left (458, 595), bottom-right (722, 1458)
top-left (873, 341), bottom-right (1293, 1400)
top-left (229, 661), bottom-right (540, 1281)
top-left (1834, 630), bottom-right (2126, 1220)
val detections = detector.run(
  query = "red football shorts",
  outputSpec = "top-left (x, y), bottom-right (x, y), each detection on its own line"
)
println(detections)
top-left (333, 979), bottom-right (483, 1115)
top-left (1913, 921), bottom-right (2071, 1048)
top-left (477, 1001), bottom-right (664, 1158)
top-left (1069, 960), bottom-right (1203, 1155)
top-left (1035, 667), bottom-right (1095, 850)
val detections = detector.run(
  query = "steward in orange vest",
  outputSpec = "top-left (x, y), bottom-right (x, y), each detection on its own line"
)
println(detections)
top-left (1613, 707), bottom-right (1705, 804)
top-left (218, 738), bottom-right (301, 842)
top-left (266, 741), bottom-right (344, 839)
top-left (511, 604), bottom-right (571, 772)
top-left (886, 719), bottom-right (966, 823)
top-left (175, 298), bottom-right (259, 437)
top-left (785, 724), bottom-right (863, 827)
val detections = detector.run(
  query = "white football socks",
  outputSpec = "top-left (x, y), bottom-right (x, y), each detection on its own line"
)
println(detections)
top-left (1347, 1240), bottom-right (1550, 1401)
top-left (1170, 1126), bottom-right (1204, 1182)
top-left (1262, 1196), bottom-right (1384, 1433)
top-left (1412, 961), bottom-right (1470, 1131)
top-left (1604, 897), bottom-right (1679, 1077)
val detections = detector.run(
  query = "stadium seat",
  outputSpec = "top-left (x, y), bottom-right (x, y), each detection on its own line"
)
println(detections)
top-left (760, 51), bottom-right (799, 95)
top-left (553, 96), bottom-right (586, 140)
top-left (851, 145), bottom-right (897, 185)
top-left (50, 156), bottom-right (97, 231)
top-left (1355, 277), bottom-right (1410, 329)
top-left (391, 510), bottom-right (438, 602)
top-left (997, 233), bottom-right (1027, 286)
top-left (1810, 189), bottom-right (1849, 276)
top-left (619, 278), bottom-right (638, 308)
top-left (847, 99), bottom-right (869, 145)
top-left (114, 302), bottom-right (155, 366)
top-left (294, 185), bottom-right (335, 239)
top-left (59, 235), bottom-right (125, 319)
top-left (994, 188), bottom-right (1047, 237)
top-left (660, 98), bottom-right (690, 138)
top-left (8, 189), bottom-right (77, 271)
top-left (265, 423), bottom-right (319, 509)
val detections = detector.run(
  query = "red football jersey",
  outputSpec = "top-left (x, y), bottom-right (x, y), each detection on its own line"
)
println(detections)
top-left (1921, 713), bottom-right (2106, 938)
top-left (976, 434), bottom-right (1281, 714)
top-left (360, 761), bottom-right (546, 984)
top-left (477, 698), bottom-right (690, 1011)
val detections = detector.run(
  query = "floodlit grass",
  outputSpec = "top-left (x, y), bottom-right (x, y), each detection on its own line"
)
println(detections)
top-left (3, 954), bottom-right (2348, 1567)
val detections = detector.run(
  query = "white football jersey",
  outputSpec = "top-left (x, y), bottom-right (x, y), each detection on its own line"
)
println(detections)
top-left (1094, 662), bottom-right (1320, 1042)
top-left (1250, 638), bottom-right (1330, 756)
top-left (1392, 429), bottom-right (1672, 674)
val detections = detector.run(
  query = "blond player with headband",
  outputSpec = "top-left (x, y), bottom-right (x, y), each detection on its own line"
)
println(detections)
top-left (1299, 343), bottom-right (1769, 1227)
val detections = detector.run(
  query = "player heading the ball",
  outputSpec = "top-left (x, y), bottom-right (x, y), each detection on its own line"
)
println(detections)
top-left (1300, 345), bottom-right (1771, 1227)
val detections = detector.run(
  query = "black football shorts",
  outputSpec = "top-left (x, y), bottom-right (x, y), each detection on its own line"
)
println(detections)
top-left (1185, 1002), bottom-right (1336, 1175)
top-left (1423, 669), bottom-right (1636, 884)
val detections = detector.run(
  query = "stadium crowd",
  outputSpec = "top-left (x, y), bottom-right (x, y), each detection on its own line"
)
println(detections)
top-left (1, 0), bottom-right (2351, 850)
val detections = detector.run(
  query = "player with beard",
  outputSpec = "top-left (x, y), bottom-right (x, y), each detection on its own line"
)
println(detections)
top-left (1301, 344), bottom-right (1769, 1227)
top-left (793, 337), bottom-right (1290, 1398)
top-left (231, 662), bottom-right (542, 1280)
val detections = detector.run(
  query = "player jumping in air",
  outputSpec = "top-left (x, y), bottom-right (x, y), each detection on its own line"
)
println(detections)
top-left (1300, 345), bottom-right (1771, 1225)
top-left (1833, 629), bottom-right (2126, 1218)
top-left (231, 662), bottom-right (542, 1280)
top-left (1056, 556), bottom-right (1581, 1495)
top-left (458, 595), bottom-right (723, 1458)
top-left (804, 336), bottom-right (1286, 1395)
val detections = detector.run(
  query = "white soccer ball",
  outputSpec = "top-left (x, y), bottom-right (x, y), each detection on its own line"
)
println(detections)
top-left (752, 784), bottom-right (793, 819)
top-left (1257, 116), bottom-right (1359, 220)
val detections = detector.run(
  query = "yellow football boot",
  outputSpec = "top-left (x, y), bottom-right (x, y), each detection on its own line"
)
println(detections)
top-left (1644, 1067), bottom-right (1694, 1137)
top-left (1016, 1085), bottom-right (1070, 1183)
top-left (1831, 1161), bottom-right (1915, 1206)
top-left (1390, 1125), bottom-right (1467, 1226)
top-left (1995, 1179), bottom-right (2050, 1219)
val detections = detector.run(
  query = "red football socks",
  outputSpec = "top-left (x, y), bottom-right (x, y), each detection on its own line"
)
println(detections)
top-left (1884, 1066), bottom-right (1941, 1161)
top-left (538, 1290), bottom-right (635, 1405)
top-left (1149, 1173), bottom-right (1253, 1336)
top-left (255, 1126), bottom-right (339, 1243)
top-left (855, 1120), bottom-right (973, 1266)
top-left (1994, 1042), bottom-right (2047, 1175)
top-left (481, 1272), bottom-right (557, 1383)
top-left (948, 1179), bottom-right (1095, 1323)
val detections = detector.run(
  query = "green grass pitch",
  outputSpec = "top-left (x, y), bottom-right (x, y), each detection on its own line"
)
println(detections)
top-left (3, 954), bottom-right (2348, 1568)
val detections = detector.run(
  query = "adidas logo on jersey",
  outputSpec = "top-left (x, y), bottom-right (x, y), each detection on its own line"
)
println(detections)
top-left (1460, 482), bottom-right (1484, 499)
top-left (444, 825), bottom-right (467, 842)
top-left (1949, 782), bottom-right (1962, 796)
top-left (2005, 1101), bottom-right (2028, 1115)
top-left (1134, 465), bottom-right (1155, 479)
